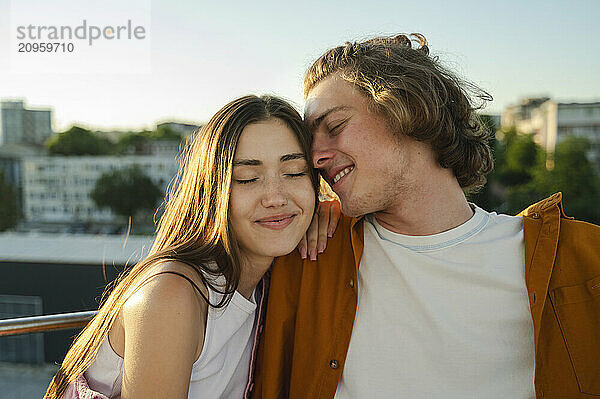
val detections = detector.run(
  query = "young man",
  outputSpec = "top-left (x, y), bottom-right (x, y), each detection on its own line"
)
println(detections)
top-left (251, 35), bottom-right (600, 399)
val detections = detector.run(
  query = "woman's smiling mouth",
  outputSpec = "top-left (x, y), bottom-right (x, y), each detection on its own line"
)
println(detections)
top-left (255, 214), bottom-right (296, 230)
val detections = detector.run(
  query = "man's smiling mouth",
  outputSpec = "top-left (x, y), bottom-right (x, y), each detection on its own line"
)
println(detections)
top-left (332, 166), bottom-right (354, 184)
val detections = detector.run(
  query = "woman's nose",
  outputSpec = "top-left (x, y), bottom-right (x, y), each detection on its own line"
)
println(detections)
top-left (261, 179), bottom-right (288, 208)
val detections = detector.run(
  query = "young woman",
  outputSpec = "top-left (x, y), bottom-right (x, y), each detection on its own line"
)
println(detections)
top-left (45, 95), bottom-right (332, 398)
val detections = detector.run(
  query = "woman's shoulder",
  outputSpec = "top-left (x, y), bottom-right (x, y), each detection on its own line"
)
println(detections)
top-left (110, 260), bottom-right (209, 361)
top-left (123, 260), bottom-right (209, 317)
top-left (115, 261), bottom-right (209, 395)
top-left (148, 260), bottom-right (210, 297)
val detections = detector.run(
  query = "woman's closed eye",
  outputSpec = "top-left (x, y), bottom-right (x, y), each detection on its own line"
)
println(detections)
top-left (235, 178), bottom-right (258, 184)
top-left (285, 172), bottom-right (307, 178)
top-left (234, 170), bottom-right (307, 184)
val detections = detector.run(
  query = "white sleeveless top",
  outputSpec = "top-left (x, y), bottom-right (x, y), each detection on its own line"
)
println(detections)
top-left (84, 282), bottom-right (258, 398)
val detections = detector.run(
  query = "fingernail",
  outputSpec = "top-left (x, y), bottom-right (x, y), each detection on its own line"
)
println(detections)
top-left (318, 243), bottom-right (325, 253)
top-left (310, 250), bottom-right (316, 261)
top-left (300, 246), bottom-right (307, 259)
top-left (328, 230), bottom-right (333, 238)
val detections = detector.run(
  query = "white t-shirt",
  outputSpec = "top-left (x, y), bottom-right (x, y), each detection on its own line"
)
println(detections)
top-left (335, 205), bottom-right (535, 399)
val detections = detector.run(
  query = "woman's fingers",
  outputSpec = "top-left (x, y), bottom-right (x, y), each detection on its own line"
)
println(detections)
top-left (305, 211), bottom-right (319, 260)
top-left (297, 233), bottom-right (308, 259)
top-left (317, 202), bottom-right (329, 254)
top-left (302, 200), bottom-right (342, 261)
top-left (327, 200), bottom-right (341, 237)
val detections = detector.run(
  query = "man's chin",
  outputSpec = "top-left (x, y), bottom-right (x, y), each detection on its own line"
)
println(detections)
top-left (340, 202), bottom-right (365, 218)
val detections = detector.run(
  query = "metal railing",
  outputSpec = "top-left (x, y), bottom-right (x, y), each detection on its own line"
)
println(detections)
top-left (0, 311), bottom-right (97, 337)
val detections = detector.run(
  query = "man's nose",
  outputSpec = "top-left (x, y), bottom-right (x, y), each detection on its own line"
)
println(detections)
top-left (312, 134), bottom-right (335, 169)
top-left (261, 178), bottom-right (288, 208)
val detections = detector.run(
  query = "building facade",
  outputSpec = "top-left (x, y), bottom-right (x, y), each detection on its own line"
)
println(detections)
top-left (502, 98), bottom-right (600, 157)
top-left (0, 101), bottom-right (53, 146)
top-left (21, 155), bottom-right (179, 223)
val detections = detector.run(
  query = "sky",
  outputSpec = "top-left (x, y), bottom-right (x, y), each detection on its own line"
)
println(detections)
top-left (0, 0), bottom-right (598, 132)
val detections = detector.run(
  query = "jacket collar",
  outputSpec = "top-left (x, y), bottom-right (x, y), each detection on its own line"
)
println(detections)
top-left (518, 192), bottom-right (573, 220)
top-left (519, 193), bottom-right (564, 351)
top-left (349, 215), bottom-right (366, 279)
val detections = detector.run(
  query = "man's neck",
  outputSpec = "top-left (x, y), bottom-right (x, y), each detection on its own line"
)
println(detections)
top-left (372, 178), bottom-right (474, 236)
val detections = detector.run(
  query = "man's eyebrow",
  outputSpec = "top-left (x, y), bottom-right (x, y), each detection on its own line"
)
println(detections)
top-left (308, 106), bottom-right (351, 131)
top-left (233, 153), bottom-right (306, 166)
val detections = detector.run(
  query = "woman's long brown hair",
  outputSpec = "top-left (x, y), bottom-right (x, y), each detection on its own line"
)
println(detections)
top-left (44, 95), bottom-right (319, 398)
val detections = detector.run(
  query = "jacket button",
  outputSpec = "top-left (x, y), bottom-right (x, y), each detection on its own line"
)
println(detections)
top-left (329, 360), bottom-right (339, 369)
top-left (531, 212), bottom-right (540, 219)
top-left (349, 279), bottom-right (354, 288)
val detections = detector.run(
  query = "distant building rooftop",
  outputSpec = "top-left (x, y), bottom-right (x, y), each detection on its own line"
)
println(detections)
top-left (157, 121), bottom-right (201, 136)
top-left (0, 232), bottom-right (153, 265)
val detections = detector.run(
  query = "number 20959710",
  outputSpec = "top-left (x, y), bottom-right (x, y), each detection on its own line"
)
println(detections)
top-left (18, 42), bottom-right (74, 52)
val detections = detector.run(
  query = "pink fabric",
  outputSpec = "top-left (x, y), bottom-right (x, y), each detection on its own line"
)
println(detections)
top-left (62, 374), bottom-right (111, 399)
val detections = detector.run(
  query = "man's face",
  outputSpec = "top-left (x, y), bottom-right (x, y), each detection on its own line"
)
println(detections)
top-left (305, 74), bottom-right (434, 217)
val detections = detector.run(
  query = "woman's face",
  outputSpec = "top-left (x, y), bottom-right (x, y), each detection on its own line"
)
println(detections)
top-left (229, 118), bottom-right (315, 266)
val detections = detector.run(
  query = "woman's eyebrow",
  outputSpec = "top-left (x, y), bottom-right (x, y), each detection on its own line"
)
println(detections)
top-left (233, 159), bottom-right (261, 166)
top-left (280, 153), bottom-right (306, 162)
top-left (233, 153), bottom-right (306, 166)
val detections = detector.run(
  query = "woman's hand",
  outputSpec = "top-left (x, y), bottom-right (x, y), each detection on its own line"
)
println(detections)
top-left (297, 200), bottom-right (341, 260)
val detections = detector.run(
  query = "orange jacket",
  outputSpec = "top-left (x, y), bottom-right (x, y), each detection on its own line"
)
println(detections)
top-left (251, 193), bottom-right (600, 399)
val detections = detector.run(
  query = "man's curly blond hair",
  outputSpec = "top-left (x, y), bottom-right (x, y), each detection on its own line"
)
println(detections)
top-left (304, 33), bottom-right (494, 190)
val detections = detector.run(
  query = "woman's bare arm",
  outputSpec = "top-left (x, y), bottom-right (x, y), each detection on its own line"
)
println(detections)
top-left (120, 272), bottom-right (207, 398)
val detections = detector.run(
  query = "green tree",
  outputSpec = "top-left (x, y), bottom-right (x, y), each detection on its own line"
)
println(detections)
top-left (467, 115), bottom-right (504, 211)
top-left (91, 166), bottom-right (162, 222)
top-left (503, 136), bottom-right (600, 222)
top-left (469, 125), bottom-right (550, 214)
top-left (150, 126), bottom-right (183, 140)
top-left (469, 124), bottom-right (600, 221)
top-left (0, 171), bottom-right (19, 231)
top-left (117, 131), bottom-right (149, 154)
top-left (46, 126), bottom-right (115, 155)
top-left (117, 127), bottom-right (183, 154)
top-left (497, 127), bottom-right (541, 186)
top-left (501, 135), bottom-right (549, 214)
top-left (543, 137), bottom-right (600, 223)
